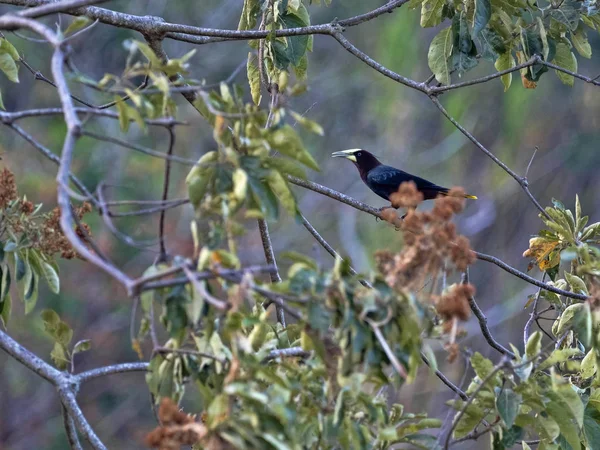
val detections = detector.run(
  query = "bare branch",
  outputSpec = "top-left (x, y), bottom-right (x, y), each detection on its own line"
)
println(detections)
top-left (429, 96), bottom-right (551, 221)
top-left (158, 126), bottom-right (175, 262)
top-left (462, 271), bottom-right (515, 358)
top-left (76, 362), bottom-right (149, 383)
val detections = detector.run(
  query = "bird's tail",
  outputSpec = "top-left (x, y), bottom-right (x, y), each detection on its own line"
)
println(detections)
top-left (438, 190), bottom-right (477, 200)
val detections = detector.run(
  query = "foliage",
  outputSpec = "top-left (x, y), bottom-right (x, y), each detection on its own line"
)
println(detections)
top-left (419, 0), bottom-right (600, 88)
top-left (3, 0), bottom-right (600, 449)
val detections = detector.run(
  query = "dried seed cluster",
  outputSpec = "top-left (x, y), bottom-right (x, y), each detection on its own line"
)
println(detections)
top-left (145, 398), bottom-right (208, 450)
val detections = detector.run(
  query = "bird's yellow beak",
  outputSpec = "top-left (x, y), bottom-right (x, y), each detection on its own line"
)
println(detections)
top-left (331, 149), bottom-right (359, 162)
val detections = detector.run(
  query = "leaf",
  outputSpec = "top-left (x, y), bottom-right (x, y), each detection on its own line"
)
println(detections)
top-left (525, 331), bottom-right (542, 360)
top-left (473, 0), bottom-right (491, 36)
top-left (556, 303), bottom-right (590, 343)
top-left (232, 168), bottom-right (248, 202)
top-left (451, 13), bottom-right (478, 76)
top-left (0, 90), bottom-right (4, 111)
top-left (471, 352), bottom-right (494, 379)
top-left (246, 52), bottom-right (262, 105)
top-left (73, 339), bottom-right (91, 354)
top-left (584, 407), bottom-right (600, 449)
top-left (238, 0), bottom-right (260, 30)
top-left (267, 170), bottom-right (297, 217)
top-left (0, 52), bottom-right (18, 83)
top-left (496, 388), bottom-right (522, 428)
top-left (580, 349), bottom-right (596, 379)
top-left (535, 414), bottom-right (560, 442)
top-left (0, 38), bottom-right (19, 61)
top-left (247, 175), bottom-right (279, 221)
top-left (572, 28), bottom-right (592, 59)
top-left (549, 5), bottom-right (580, 31)
top-left (115, 97), bottom-right (130, 132)
top-left (274, 6), bottom-right (311, 68)
top-left (50, 342), bottom-right (69, 370)
top-left (268, 158), bottom-right (307, 179)
top-left (565, 272), bottom-right (588, 295)
top-left (290, 111), bottom-right (324, 136)
top-left (522, 237), bottom-right (559, 270)
top-left (421, 0), bottom-right (445, 27)
top-left (427, 27), bottom-right (453, 85)
top-left (132, 40), bottom-right (162, 68)
top-left (64, 16), bottom-right (91, 35)
top-left (546, 385), bottom-right (584, 450)
top-left (0, 293), bottom-right (11, 328)
top-left (35, 255), bottom-right (60, 294)
top-left (479, 26), bottom-right (506, 61)
top-left (552, 42), bottom-right (577, 86)
top-left (268, 124), bottom-right (319, 171)
top-left (186, 151), bottom-right (218, 208)
top-left (24, 271), bottom-right (38, 314)
top-left (538, 348), bottom-right (583, 371)
top-left (495, 51), bottom-right (515, 91)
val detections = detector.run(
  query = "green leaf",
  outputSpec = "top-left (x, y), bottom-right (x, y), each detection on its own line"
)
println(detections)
top-left (247, 52), bottom-right (262, 105)
top-left (267, 170), bottom-right (297, 217)
top-left (273, 6), bottom-right (311, 68)
top-left (247, 175), bottom-right (279, 221)
top-left (565, 272), bottom-right (588, 295)
top-left (496, 388), bottom-right (522, 428)
top-left (535, 414), bottom-right (560, 442)
top-left (50, 342), bottom-right (69, 370)
top-left (479, 26), bottom-right (506, 61)
top-left (268, 124), bottom-right (319, 171)
top-left (1, 264), bottom-right (11, 301)
top-left (525, 331), bottom-right (542, 360)
top-left (584, 407), bottom-right (600, 449)
top-left (421, 0), bottom-right (445, 27)
top-left (0, 292), bottom-right (11, 328)
top-left (572, 28), bottom-right (592, 59)
top-left (0, 38), bottom-right (19, 61)
top-left (471, 352), bottom-right (494, 379)
top-left (451, 13), bottom-right (478, 76)
top-left (132, 40), bottom-right (162, 67)
top-left (549, 5), bottom-right (580, 31)
top-left (427, 26), bottom-right (453, 85)
top-left (473, 0), bottom-right (491, 36)
top-left (64, 16), bottom-right (91, 35)
top-left (115, 97), bottom-right (130, 132)
top-left (581, 349), bottom-right (596, 379)
top-left (73, 339), bottom-right (91, 354)
top-left (495, 52), bottom-right (515, 91)
top-left (546, 386), bottom-right (584, 450)
top-left (238, 0), bottom-right (260, 30)
top-left (290, 111), bottom-right (324, 136)
top-left (553, 42), bottom-right (577, 86)
top-left (24, 271), bottom-right (38, 314)
top-left (268, 158), bottom-right (307, 179)
top-left (0, 89), bottom-right (4, 110)
top-left (32, 252), bottom-right (59, 294)
top-left (0, 51), bottom-right (18, 83)
top-left (186, 151), bottom-right (218, 208)
top-left (538, 348), bottom-right (583, 371)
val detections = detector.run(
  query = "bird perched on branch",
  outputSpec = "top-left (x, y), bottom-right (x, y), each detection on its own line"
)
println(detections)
top-left (331, 149), bottom-right (477, 208)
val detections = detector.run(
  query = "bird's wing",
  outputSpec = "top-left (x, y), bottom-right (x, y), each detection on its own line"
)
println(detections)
top-left (366, 165), bottom-right (448, 200)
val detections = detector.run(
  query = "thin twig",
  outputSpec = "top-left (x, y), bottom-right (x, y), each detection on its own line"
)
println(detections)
top-left (463, 271), bottom-right (515, 358)
top-left (158, 126), bottom-right (175, 262)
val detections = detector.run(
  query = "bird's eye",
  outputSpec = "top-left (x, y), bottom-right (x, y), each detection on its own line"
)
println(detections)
top-left (356, 152), bottom-right (362, 157)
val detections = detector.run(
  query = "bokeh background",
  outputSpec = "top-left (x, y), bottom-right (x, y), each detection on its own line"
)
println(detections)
top-left (1, 1), bottom-right (599, 448)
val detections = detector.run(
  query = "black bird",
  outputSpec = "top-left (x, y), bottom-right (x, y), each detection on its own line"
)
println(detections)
top-left (331, 149), bottom-right (477, 205)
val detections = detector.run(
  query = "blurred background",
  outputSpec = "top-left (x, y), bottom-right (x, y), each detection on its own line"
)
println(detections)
top-left (1, 1), bottom-right (599, 448)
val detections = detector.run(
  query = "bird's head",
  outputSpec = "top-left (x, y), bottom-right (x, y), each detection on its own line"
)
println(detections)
top-left (331, 149), bottom-right (381, 171)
